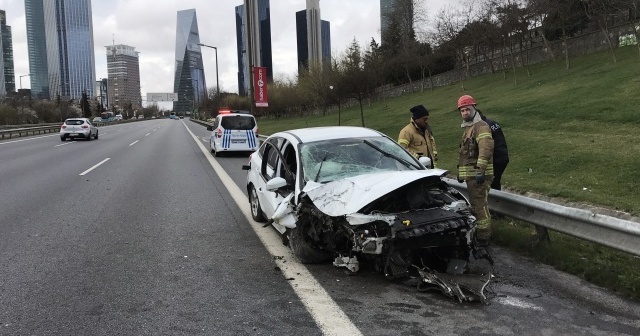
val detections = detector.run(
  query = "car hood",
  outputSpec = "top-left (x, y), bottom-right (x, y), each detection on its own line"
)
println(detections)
top-left (302, 169), bottom-right (447, 216)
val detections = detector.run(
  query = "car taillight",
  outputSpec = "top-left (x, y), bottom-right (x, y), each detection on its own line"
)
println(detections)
top-left (61, 125), bottom-right (67, 129)
top-left (255, 128), bottom-right (259, 136)
top-left (216, 129), bottom-right (222, 138)
top-left (82, 125), bottom-right (89, 128)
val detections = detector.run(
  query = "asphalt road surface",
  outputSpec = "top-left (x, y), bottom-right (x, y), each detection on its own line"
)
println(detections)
top-left (0, 118), bottom-right (638, 336)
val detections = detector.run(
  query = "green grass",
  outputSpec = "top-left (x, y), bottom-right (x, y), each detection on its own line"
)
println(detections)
top-left (256, 46), bottom-right (640, 300)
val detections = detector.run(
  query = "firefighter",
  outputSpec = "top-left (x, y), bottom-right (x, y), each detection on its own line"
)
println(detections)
top-left (457, 95), bottom-right (495, 246)
top-left (398, 104), bottom-right (438, 168)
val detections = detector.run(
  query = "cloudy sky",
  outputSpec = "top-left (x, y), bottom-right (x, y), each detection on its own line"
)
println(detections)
top-left (1, 0), bottom-right (456, 101)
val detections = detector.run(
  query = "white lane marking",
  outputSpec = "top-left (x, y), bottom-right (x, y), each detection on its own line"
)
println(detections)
top-left (495, 296), bottom-right (544, 311)
top-left (79, 158), bottom-right (110, 176)
top-left (183, 124), bottom-right (363, 336)
top-left (129, 140), bottom-right (139, 146)
top-left (0, 134), bottom-right (57, 145)
top-left (145, 133), bottom-right (151, 137)
top-left (54, 141), bottom-right (75, 147)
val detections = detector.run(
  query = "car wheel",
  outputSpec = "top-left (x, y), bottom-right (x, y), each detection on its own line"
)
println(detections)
top-left (60, 136), bottom-right (65, 141)
top-left (249, 185), bottom-right (267, 222)
top-left (210, 141), bottom-right (215, 154)
top-left (86, 133), bottom-right (92, 141)
top-left (94, 131), bottom-right (99, 139)
top-left (212, 142), bottom-right (221, 157)
top-left (288, 219), bottom-right (332, 264)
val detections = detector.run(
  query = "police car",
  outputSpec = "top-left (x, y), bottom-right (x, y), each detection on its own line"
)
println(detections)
top-left (207, 110), bottom-right (259, 157)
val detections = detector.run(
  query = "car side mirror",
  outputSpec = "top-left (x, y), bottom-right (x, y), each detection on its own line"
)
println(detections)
top-left (419, 157), bottom-right (432, 168)
top-left (266, 177), bottom-right (287, 191)
top-left (206, 126), bottom-right (213, 131)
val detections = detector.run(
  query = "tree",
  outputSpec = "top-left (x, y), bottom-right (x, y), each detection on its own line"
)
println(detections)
top-left (80, 90), bottom-right (91, 118)
top-left (338, 39), bottom-right (377, 127)
top-left (583, 0), bottom-right (626, 63)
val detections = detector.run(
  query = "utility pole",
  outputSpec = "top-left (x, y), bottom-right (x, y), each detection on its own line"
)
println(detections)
top-left (244, 0), bottom-right (255, 114)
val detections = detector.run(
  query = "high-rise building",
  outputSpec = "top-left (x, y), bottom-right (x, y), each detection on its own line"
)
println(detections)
top-left (106, 44), bottom-right (141, 110)
top-left (235, 0), bottom-right (272, 97)
top-left (380, 0), bottom-right (414, 46)
top-left (295, 0), bottom-right (330, 71)
top-left (24, 0), bottom-right (96, 100)
top-left (173, 9), bottom-right (205, 114)
top-left (0, 10), bottom-right (15, 95)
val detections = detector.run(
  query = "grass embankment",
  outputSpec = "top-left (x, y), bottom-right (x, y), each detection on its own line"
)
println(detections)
top-left (257, 46), bottom-right (640, 300)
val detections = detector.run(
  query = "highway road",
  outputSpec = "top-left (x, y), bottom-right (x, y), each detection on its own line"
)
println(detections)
top-left (1, 118), bottom-right (638, 335)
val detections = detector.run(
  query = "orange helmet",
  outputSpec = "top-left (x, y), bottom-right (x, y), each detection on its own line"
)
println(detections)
top-left (457, 95), bottom-right (477, 109)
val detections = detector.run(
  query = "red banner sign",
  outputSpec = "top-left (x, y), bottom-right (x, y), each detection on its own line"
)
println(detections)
top-left (253, 66), bottom-right (269, 107)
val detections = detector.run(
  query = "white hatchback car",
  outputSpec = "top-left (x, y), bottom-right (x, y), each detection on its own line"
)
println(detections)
top-left (242, 126), bottom-right (491, 302)
top-left (207, 110), bottom-right (258, 157)
top-left (60, 118), bottom-right (98, 141)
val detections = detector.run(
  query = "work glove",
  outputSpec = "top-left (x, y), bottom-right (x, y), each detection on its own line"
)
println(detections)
top-left (475, 172), bottom-right (485, 185)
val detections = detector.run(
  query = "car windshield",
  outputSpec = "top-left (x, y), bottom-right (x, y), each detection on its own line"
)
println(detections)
top-left (220, 115), bottom-right (255, 130)
top-left (65, 119), bottom-right (85, 125)
top-left (300, 136), bottom-right (420, 183)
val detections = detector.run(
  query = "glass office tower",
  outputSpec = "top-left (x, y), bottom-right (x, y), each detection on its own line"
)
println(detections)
top-left (25, 0), bottom-right (96, 100)
top-left (173, 9), bottom-right (206, 114)
top-left (0, 10), bottom-right (15, 94)
top-left (235, 0), bottom-right (272, 97)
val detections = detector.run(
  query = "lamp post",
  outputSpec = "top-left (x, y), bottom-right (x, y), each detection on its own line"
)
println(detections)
top-left (19, 74), bottom-right (31, 90)
top-left (197, 43), bottom-right (220, 111)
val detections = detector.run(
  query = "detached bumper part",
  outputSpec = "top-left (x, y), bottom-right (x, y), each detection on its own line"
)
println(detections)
top-left (417, 268), bottom-right (492, 304)
top-left (333, 255), bottom-right (360, 273)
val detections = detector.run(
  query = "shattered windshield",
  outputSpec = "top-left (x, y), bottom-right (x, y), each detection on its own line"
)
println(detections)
top-left (300, 136), bottom-right (420, 183)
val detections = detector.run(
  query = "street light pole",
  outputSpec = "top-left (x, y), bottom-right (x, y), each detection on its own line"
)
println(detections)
top-left (19, 74), bottom-right (31, 90)
top-left (197, 43), bottom-right (220, 111)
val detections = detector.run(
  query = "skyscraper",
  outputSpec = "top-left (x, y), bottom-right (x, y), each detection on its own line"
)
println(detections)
top-left (25, 0), bottom-right (96, 100)
top-left (380, 0), bottom-right (414, 46)
top-left (296, 0), bottom-right (330, 71)
top-left (235, 0), bottom-right (272, 97)
top-left (0, 10), bottom-right (15, 95)
top-left (173, 9), bottom-right (205, 114)
top-left (106, 44), bottom-right (141, 111)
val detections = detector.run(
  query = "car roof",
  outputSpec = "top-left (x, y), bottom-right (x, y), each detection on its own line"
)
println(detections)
top-left (274, 126), bottom-right (384, 144)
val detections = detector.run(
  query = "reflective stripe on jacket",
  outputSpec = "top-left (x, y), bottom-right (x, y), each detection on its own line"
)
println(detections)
top-left (458, 120), bottom-right (494, 179)
top-left (398, 119), bottom-right (438, 167)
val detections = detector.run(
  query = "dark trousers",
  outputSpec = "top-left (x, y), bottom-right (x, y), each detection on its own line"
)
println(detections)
top-left (491, 160), bottom-right (509, 190)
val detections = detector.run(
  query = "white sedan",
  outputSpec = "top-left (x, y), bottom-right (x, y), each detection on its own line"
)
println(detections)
top-left (60, 118), bottom-right (98, 141)
top-left (242, 126), bottom-right (491, 302)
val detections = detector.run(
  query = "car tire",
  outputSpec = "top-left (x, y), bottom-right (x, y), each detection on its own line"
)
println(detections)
top-left (249, 185), bottom-right (267, 222)
top-left (94, 131), bottom-right (98, 140)
top-left (288, 219), bottom-right (332, 264)
top-left (60, 136), bottom-right (65, 141)
top-left (212, 143), bottom-right (221, 157)
top-left (86, 133), bottom-right (92, 141)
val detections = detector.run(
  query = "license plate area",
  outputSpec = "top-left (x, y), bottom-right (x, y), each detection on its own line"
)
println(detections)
top-left (231, 139), bottom-right (246, 144)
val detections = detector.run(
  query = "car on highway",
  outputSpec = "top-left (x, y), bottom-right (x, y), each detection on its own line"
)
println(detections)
top-left (137, 115), bottom-right (144, 119)
top-left (60, 118), bottom-right (98, 141)
top-left (114, 114), bottom-right (123, 121)
top-left (242, 126), bottom-right (491, 302)
top-left (92, 117), bottom-right (102, 123)
top-left (207, 110), bottom-right (258, 157)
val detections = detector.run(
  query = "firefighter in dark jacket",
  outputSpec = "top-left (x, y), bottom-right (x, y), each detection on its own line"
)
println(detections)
top-left (398, 105), bottom-right (438, 168)
top-left (457, 95), bottom-right (494, 246)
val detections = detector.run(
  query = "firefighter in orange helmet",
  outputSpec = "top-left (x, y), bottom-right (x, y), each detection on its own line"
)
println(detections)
top-left (457, 95), bottom-right (494, 246)
top-left (398, 104), bottom-right (438, 168)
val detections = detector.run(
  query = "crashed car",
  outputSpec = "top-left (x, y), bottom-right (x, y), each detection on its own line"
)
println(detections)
top-left (242, 126), bottom-right (492, 302)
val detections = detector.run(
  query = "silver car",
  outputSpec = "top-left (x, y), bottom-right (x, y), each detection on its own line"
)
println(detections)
top-left (60, 118), bottom-right (98, 141)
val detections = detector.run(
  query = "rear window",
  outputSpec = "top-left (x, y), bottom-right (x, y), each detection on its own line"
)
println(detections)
top-left (220, 115), bottom-right (256, 130)
top-left (65, 119), bottom-right (85, 126)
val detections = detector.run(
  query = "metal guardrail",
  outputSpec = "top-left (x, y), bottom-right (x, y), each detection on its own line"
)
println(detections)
top-left (0, 119), bottom-right (145, 140)
top-left (0, 125), bottom-right (61, 139)
top-left (444, 178), bottom-right (640, 256)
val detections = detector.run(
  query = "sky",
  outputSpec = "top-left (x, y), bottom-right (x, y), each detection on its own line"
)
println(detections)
top-left (0, 0), bottom-right (456, 103)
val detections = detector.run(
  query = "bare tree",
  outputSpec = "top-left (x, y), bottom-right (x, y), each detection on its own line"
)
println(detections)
top-left (583, 0), bottom-right (627, 63)
top-left (433, 6), bottom-right (471, 90)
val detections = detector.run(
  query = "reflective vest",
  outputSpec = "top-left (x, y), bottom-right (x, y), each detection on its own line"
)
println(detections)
top-left (458, 120), bottom-right (494, 179)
